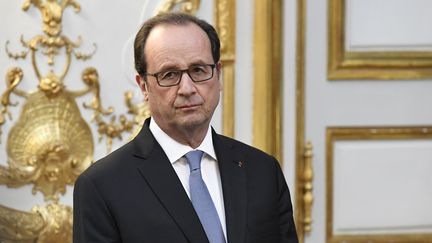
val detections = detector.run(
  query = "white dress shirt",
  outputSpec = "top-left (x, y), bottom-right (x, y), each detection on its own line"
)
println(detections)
top-left (149, 118), bottom-right (227, 240)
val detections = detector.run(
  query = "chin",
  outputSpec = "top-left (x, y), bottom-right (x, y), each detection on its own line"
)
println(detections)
top-left (178, 115), bottom-right (209, 128)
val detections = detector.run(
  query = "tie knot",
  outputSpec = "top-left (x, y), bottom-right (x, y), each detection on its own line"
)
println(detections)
top-left (185, 150), bottom-right (204, 172)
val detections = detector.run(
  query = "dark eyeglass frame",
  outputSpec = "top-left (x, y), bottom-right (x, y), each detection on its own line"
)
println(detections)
top-left (144, 64), bottom-right (216, 87)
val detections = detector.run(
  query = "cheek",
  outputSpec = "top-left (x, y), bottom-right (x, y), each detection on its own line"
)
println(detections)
top-left (149, 89), bottom-right (177, 108)
top-left (205, 85), bottom-right (221, 106)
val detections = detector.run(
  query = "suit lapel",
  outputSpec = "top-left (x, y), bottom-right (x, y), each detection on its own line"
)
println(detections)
top-left (132, 119), bottom-right (208, 243)
top-left (213, 130), bottom-right (247, 243)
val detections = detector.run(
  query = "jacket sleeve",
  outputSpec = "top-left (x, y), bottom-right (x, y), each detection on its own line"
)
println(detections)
top-left (275, 159), bottom-right (299, 243)
top-left (73, 173), bottom-right (121, 243)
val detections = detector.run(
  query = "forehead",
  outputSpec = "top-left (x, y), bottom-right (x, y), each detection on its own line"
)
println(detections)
top-left (144, 23), bottom-right (213, 69)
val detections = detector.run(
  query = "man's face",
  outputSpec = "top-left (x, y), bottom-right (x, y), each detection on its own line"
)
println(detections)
top-left (137, 23), bottom-right (221, 135)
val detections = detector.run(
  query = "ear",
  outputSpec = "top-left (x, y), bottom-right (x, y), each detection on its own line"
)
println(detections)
top-left (136, 74), bottom-right (149, 101)
top-left (216, 62), bottom-right (222, 79)
top-left (216, 62), bottom-right (223, 91)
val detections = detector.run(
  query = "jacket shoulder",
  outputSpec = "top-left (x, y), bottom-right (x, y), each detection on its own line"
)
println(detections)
top-left (216, 134), bottom-right (276, 162)
top-left (77, 140), bottom-right (136, 181)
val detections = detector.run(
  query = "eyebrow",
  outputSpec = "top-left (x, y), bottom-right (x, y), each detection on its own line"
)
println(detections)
top-left (156, 61), bottom-right (211, 72)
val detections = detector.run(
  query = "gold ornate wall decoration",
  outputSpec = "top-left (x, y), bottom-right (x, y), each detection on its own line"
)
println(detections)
top-left (0, 0), bottom-right (97, 202)
top-left (157, 0), bottom-right (200, 15)
top-left (328, 0), bottom-right (432, 80)
top-left (1, 91), bottom-right (94, 201)
top-left (0, 203), bottom-right (72, 242)
top-left (76, 67), bottom-right (139, 153)
top-left (302, 141), bottom-right (314, 233)
top-left (126, 91), bottom-right (152, 140)
top-left (294, 0), bottom-right (307, 241)
top-left (215, 0), bottom-right (236, 138)
top-left (253, 0), bottom-right (282, 161)
top-left (0, 204), bottom-right (45, 241)
top-left (0, 1), bottom-right (147, 242)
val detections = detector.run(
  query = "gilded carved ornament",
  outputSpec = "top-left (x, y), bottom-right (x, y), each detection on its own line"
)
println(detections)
top-left (0, 0), bottom-right (149, 242)
top-left (302, 141), bottom-right (313, 233)
top-left (0, 203), bottom-right (72, 242)
top-left (215, 0), bottom-right (231, 56)
top-left (157, 0), bottom-right (200, 14)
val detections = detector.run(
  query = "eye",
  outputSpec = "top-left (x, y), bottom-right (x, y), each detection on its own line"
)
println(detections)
top-left (159, 71), bottom-right (178, 80)
top-left (190, 66), bottom-right (207, 74)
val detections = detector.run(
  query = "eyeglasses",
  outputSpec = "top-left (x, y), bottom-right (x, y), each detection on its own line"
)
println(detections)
top-left (144, 64), bottom-right (216, 87)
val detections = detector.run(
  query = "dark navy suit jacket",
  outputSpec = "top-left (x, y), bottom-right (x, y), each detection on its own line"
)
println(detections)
top-left (73, 118), bottom-right (298, 243)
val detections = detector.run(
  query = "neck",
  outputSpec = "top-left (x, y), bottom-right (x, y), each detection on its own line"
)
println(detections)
top-left (160, 123), bottom-right (210, 149)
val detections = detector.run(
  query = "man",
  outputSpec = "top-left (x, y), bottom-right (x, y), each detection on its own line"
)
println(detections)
top-left (73, 12), bottom-right (298, 243)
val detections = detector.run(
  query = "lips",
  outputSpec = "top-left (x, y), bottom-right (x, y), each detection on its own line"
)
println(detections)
top-left (174, 97), bottom-right (204, 109)
top-left (176, 104), bottom-right (201, 109)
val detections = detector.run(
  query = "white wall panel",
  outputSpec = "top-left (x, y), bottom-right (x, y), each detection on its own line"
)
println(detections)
top-left (333, 140), bottom-right (432, 234)
top-left (283, 0), bottom-right (298, 195)
top-left (234, 0), bottom-right (253, 145)
top-left (346, 0), bottom-right (432, 51)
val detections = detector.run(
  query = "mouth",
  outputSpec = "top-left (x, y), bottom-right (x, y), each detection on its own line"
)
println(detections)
top-left (176, 104), bottom-right (201, 110)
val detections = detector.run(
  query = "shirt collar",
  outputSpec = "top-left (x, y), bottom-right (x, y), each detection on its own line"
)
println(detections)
top-left (149, 117), bottom-right (217, 163)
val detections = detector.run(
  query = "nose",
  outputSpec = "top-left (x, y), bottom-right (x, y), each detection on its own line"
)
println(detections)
top-left (177, 71), bottom-right (197, 95)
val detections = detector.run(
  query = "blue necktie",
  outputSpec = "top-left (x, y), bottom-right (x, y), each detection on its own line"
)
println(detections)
top-left (185, 150), bottom-right (226, 243)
